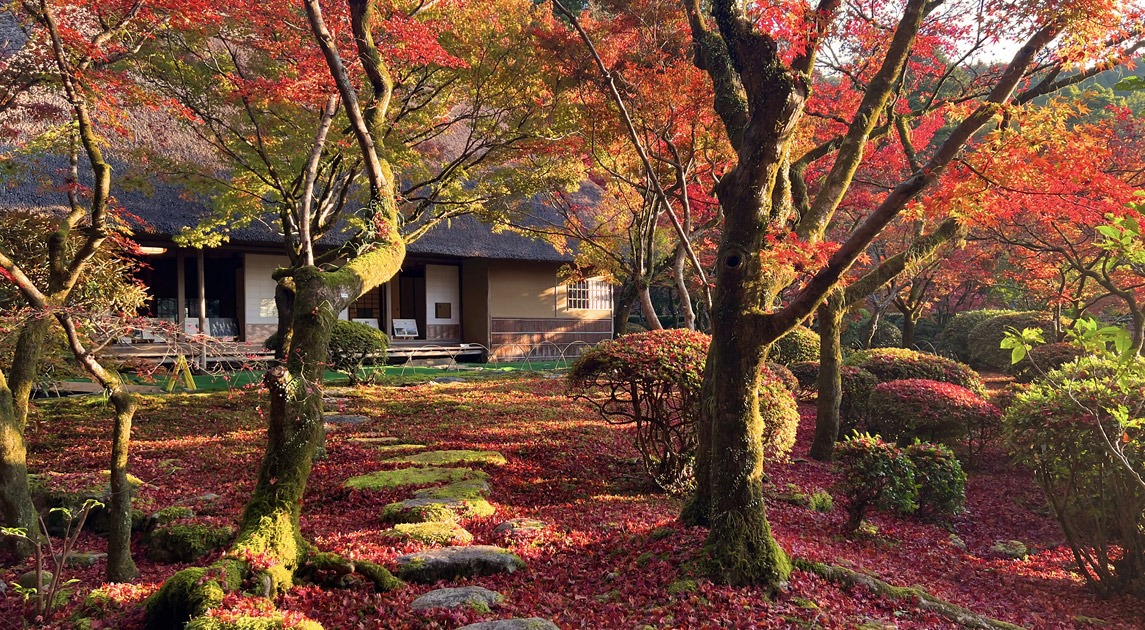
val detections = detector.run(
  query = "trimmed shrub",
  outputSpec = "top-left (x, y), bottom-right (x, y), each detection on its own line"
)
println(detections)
top-left (834, 433), bottom-right (917, 532)
top-left (842, 316), bottom-right (902, 350)
top-left (763, 362), bottom-right (799, 395)
top-left (1005, 357), bottom-right (1145, 598)
top-left (938, 309), bottom-right (1015, 362)
top-left (840, 367), bottom-right (879, 434)
top-left (769, 325), bottom-right (820, 365)
top-left (1010, 342), bottom-right (1087, 383)
top-left (904, 442), bottom-right (966, 519)
top-left (789, 361), bottom-right (819, 398)
top-left (567, 329), bottom-right (708, 494)
top-left (844, 347), bottom-right (984, 394)
top-left (967, 311), bottom-right (1057, 371)
top-left (568, 329), bottom-right (799, 494)
top-left (863, 379), bottom-right (1001, 458)
top-left (328, 320), bottom-right (390, 385)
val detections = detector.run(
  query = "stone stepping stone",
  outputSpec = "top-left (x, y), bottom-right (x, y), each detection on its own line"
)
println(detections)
top-left (381, 497), bottom-right (494, 524)
top-left (344, 467), bottom-right (487, 491)
top-left (413, 478), bottom-right (490, 500)
top-left (384, 521), bottom-right (474, 545)
top-left (374, 443), bottom-right (427, 454)
top-left (395, 545), bottom-right (525, 583)
top-left (55, 551), bottom-right (107, 568)
top-left (494, 518), bottom-right (545, 536)
top-left (324, 414), bottom-right (369, 426)
top-left (323, 397), bottom-right (350, 406)
top-left (411, 586), bottom-right (503, 612)
top-left (456, 618), bottom-right (559, 630)
top-left (383, 450), bottom-right (507, 467)
top-left (346, 436), bottom-right (402, 444)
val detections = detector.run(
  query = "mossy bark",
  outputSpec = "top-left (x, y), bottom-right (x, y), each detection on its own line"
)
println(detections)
top-left (810, 294), bottom-right (845, 461)
top-left (106, 389), bottom-right (138, 582)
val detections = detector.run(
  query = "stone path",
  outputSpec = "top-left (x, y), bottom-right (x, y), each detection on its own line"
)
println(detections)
top-left (344, 443), bottom-right (559, 627)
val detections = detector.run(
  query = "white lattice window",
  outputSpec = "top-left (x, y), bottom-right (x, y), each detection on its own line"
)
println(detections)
top-left (567, 279), bottom-right (612, 310)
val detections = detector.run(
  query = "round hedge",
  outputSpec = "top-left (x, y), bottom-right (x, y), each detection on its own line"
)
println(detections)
top-left (769, 325), bottom-right (820, 365)
top-left (842, 317), bottom-right (903, 350)
top-left (328, 320), bottom-right (390, 383)
top-left (1005, 357), bottom-right (1145, 598)
top-left (763, 362), bottom-right (799, 395)
top-left (757, 370), bottom-right (800, 463)
top-left (843, 347), bottom-right (983, 394)
top-left (904, 442), bottom-right (966, 519)
top-left (863, 379), bottom-right (1001, 452)
top-left (839, 367), bottom-right (879, 429)
top-left (1009, 342), bottom-right (1087, 383)
top-left (938, 309), bottom-right (1015, 362)
top-left (967, 311), bottom-right (1057, 371)
top-left (789, 361), bottom-right (820, 399)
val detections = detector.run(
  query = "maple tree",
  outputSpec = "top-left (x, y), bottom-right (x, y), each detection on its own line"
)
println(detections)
top-left (0, 0), bottom-right (189, 579)
top-left (555, 0), bottom-right (1145, 589)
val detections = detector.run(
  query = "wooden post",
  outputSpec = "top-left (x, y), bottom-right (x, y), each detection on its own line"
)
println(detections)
top-left (175, 249), bottom-right (186, 328)
top-left (197, 249), bottom-right (207, 370)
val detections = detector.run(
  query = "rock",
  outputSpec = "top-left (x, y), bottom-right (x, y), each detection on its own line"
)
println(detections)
top-left (948, 534), bottom-right (966, 550)
top-left (323, 397), bottom-right (350, 406)
top-left (395, 545), bottom-right (525, 583)
top-left (17, 570), bottom-right (51, 590)
top-left (383, 450), bottom-right (507, 467)
top-left (324, 414), bottom-right (370, 426)
top-left (413, 478), bottom-right (490, 500)
top-left (380, 497), bottom-right (495, 524)
top-left (57, 552), bottom-right (107, 568)
top-left (456, 618), bottom-right (558, 630)
top-left (181, 493), bottom-right (221, 504)
top-left (147, 522), bottom-right (235, 563)
top-left (990, 539), bottom-right (1029, 560)
top-left (344, 467), bottom-right (488, 491)
top-left (346, 436), bottom-right (402, 444)
top-left (384, 521), bottom-right (474, 545)
top-left (493, 518), bottom-right (544, 536)
top-left (410, 586), bottom-right (504, 611)
top-left (373, 444), bottom-right (428, 454)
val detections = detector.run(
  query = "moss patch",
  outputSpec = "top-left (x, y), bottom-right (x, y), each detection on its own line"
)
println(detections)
top-left (147, 523), bottom-right (235, 564)
top-left (667, 579), bottom-right (698, 595)
top-left (382, 450), bottom-right (507, 467)
top-left (143, 561), bottom-right (242, 629)
top-left (343, 467), bottom-right (487, 491)
top-left (185, 613), bottom-right (324, 630)
top-left (380, 497), bottom-right (496, 524)
top-left (372, 443), bottom-right (427, 454)
top-left (383, 521), bottom-right (474, 545)
top-left (412, 478), bottom-right (490, 500)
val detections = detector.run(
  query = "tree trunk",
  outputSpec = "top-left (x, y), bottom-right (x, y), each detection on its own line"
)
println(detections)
top-left (901, 307), bottom-right (917, 349)
top-left (810, 294), bottom-right (845, 461)
top-left (613, 279), bottom-right (637, 337)
top-left (638, 283), bottom-right (663, 330)
top-left (273, 279), bottom-right (296, 360)
top-left (1130, 307), bottom-right (1145, 357)
top-left (0, 315), bottom-right (52, 557)
top-left (105, 389), bottom-right (138, 581)
top-left (674, 244), bottom-right (697, 330)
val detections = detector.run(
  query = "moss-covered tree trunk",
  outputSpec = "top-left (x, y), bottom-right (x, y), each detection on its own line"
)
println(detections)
top-left (613, 279), bottom-right (637, 336)
top-left (273, 279), bottom-right (296, 360)
top-left (810, 293), bottom-right (845, 461)
top-left (0, 316), bottom-right (51, 556)
top-left (105, 390), bottom-right (138, 581)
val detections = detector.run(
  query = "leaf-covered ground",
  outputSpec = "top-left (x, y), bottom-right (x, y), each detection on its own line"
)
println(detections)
top-left (2, 375), bottom-right (1142, 628)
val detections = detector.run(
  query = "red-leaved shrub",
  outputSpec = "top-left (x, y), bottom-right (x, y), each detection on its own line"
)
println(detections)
top-left (863, 379), bottom-right (1000, 460)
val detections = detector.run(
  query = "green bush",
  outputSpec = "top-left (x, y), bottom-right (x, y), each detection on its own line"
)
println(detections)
top-left (834, 433), bottom-right (917, 532)
top-left (844, 347), bottom-right (984, 394)
top-left (769, 325), bottom-right (819, 365)
top-left (904, 442), bottom-right (966, 519)
top-left (863, 379), bottom-right (1000, 459)
top-left (568, 329), bottom-right (799, 493)
top-left (967, 311), bottom-right (1056, 371)
top-left (842, 316), bottom-right (902, 350)
top-left (328, 320), bottom-right (390, 385)
top-left (938, 309), bottom-right (1015, 362)
top-left (1005, 357), bottom-right (1145, 598)
top-left (789, 361), bottom-right (819, 398)
top-left (1010, 342), bottom-right (1087, 383)
top-left (785, 361), bottom-right (877, 434)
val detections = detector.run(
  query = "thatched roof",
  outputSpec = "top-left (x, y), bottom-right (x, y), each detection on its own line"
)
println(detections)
top-left (0, 150), bottom-right (574, 262)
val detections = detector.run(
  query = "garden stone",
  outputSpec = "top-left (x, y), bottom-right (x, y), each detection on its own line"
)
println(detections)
top-left (17, 570), bottom-right (52, 589)
top-left (990, 540), bottom-right (1029, 560)
top-left (395, 545), bottom-right (526, 583)
top-left (57, 551), bottom-right (107, 568)
top-left (413, 478), bottom-right (490, 499)
top-left (383, 521), bottom-right (474, 545)
top-left (494, 518), bottom-right (545, 535)
top-left (410, 586), bottom-right (504, 611)
top-left (344, 467), bottom-right (487, 491)
top-left (324, 414), bottom-right (369, 426)
top-left (383, 449), bottom-right (507, 467)
top-left (380, 497), bottom-right (494, 524)
top-left (346, 436), bottom-right (402, 444)
top-left (456, 618), bottom-right (559, 630)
